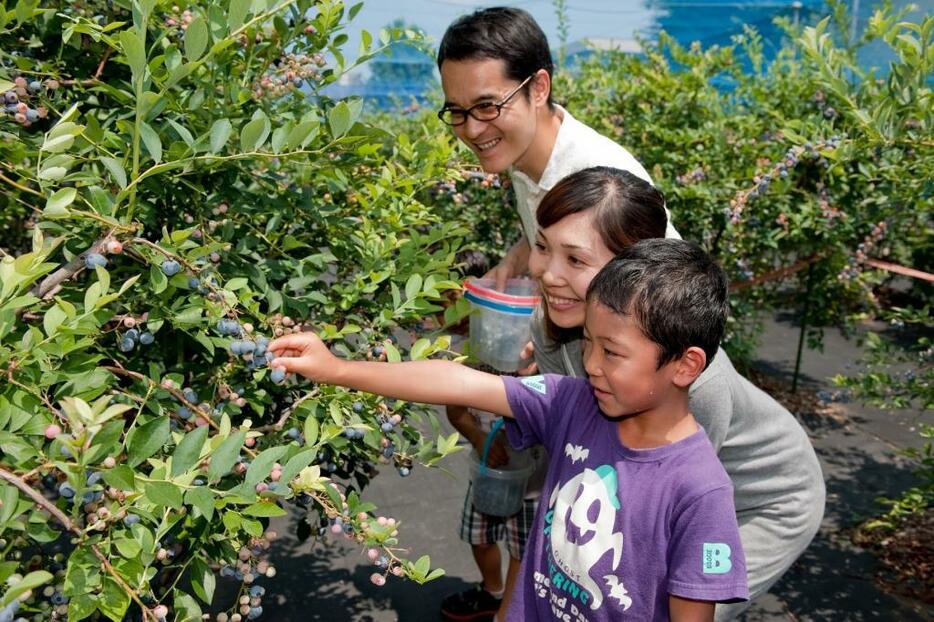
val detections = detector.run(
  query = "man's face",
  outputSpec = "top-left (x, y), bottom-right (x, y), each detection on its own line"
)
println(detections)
top-left (582, 301), bottom-right (679, 418)
top-left (439, 58), bottom-right (539, 174)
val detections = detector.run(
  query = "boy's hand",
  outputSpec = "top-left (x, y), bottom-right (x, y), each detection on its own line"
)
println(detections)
top-left (267, 333), bottom-right (340, 382)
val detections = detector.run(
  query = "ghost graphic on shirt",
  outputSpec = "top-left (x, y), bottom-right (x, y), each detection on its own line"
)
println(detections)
top-left (548, 464), bottom-right (625, 611)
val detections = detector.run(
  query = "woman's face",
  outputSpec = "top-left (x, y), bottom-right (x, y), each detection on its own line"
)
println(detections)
top-left (528, 210), bottom-right (616, 329)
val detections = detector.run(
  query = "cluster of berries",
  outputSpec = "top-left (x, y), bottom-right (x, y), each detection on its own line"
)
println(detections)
top-left (726, 137), bottom-right (842, 226)
top-left (3, 76), bottom-right (48, 128)
top-left (118, 322), bottom-right (156, 353)
top-left (217, 534), bottom-right (278, 619)
top-left (0, 591), bottom-right (23, 622)
top-left (676, 167), bottom-right (706, 186)
top-left (811, 90), bottom-right (838, 121)
top-left (838, 220), bottom-right (888, 282)
top-left (163, 5), bottom-right (195, 35)
top-left (252, 53), bottom-right (326, 99)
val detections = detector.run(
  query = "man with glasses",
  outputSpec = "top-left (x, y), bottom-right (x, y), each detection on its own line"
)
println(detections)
top-left (436, 7), bottom-right (678, 622)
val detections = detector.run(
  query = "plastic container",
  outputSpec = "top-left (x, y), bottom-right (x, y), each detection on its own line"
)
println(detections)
top-left (464, 278), bottom-right (540, 372)
top-left (469, 419), bottom-right (535, 517)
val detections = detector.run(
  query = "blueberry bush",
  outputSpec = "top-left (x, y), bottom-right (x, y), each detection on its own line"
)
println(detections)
top-left (0, 1), bottom-right (470, 620)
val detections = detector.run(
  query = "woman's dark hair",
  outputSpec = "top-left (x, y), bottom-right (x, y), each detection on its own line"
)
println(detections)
top-left (537, 166), bottom-right (668, 344)
top-left (437, 7), bottom-right (554, 108)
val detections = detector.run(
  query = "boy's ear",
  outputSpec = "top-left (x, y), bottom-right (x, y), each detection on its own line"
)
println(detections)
top-left (671, 346), bottom-right (707, 388)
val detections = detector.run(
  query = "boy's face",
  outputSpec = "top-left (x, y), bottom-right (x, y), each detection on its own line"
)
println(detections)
top-left (582, 300), bottom-right (679, 418)
top-left (439, 58), bottom-right (540, 174)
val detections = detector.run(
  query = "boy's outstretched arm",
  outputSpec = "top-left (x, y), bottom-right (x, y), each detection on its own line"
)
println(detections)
top-left (267, 333), bottom-right (512, 418)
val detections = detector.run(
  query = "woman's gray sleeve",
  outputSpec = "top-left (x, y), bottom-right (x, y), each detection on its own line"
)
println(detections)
top-left (530, 306), bottom-right (570, 375)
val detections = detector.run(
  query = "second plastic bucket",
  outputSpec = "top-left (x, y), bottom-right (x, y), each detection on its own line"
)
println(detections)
top-left (464, 278), bottom-right (540, 372)
top-left (469, 418), bottom-right (535, 517)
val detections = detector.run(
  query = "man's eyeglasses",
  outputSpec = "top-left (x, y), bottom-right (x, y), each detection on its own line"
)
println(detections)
top-left (437, 74), bottom-right (535, 127)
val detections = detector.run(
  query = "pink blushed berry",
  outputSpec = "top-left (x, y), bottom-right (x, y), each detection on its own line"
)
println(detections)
top-left (103, 456), bottom-right (116, 468)
top-left (370, 573), bottom-right (386, 586)
top-left (367, 548), bottom-right (379, 561)
top-left (330, 524), bottom-right (343, 535)
top-left (153, 605), bottom-right (168, 619)
top-left (45, 424), bottom-right (62, 439)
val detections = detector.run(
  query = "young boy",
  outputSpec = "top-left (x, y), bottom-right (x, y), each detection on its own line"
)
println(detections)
top-left (269, 239), bottom-right (749, 620)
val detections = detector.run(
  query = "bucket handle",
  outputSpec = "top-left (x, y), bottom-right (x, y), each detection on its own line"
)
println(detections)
top-left (479, 417), bottom-right (505, 475)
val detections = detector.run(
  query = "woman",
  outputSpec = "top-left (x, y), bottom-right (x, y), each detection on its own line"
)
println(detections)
top-left (524, 166), bottom-right (825, 621)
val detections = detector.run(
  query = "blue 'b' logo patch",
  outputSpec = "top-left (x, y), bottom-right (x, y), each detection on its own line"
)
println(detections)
top-left (702, 543), bottom-right (733, 574)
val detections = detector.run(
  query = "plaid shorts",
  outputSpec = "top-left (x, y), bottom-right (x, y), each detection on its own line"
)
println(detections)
top-left (458, 482), bottom-right (539, 560)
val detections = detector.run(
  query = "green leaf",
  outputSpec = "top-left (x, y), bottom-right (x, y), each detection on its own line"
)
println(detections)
top-left (404, 273), bottom-right (422, 300)
top-left (0, 570), bottom-right (53, 607)
top-left (242, 501), bottom-right (286, 517)
top-left (245, 446), bottom-right (288, 487)
top-left (103, 465), bottom-right (136, 491)
top-left (277, 448), bottom-right (316, 485)
top-left (240, 113), bottom-right (270, 151)
top-left (227, 0), bottom-right (251, 30)
top-left (127, 417), bottom-right (170, 467)
top-left (99, 577), bottom-right (131, 621)
top-left (303, 412), bottom-right (319, 447)
top-left (208, 430), bottom-right (246, 483)
top-left (145, 480), bottom-right (183, 509)
top-left (118, 29), bottom-right (146, 83)
top-left (410, 338), bottom-right (431, 361)
top-left (286, 121), bottom-right (319, 149)
top-left (99, 157), bottom-right (128, 189)
top-left (43, 304), bottom-right (67, 337)
top-left (184, 16), bottom-right (209, 60)
top-left (171, 426), bottom-right (209, 477)
top-left (327, 101), bottom-right (354, 138)
top-left (209, 118), bottom-right (232, 153)
top-left (138, 121), bottom-right (162, 163)
top-left (186, 486), bottom-right (214, 520)
top-left (44, 188), bottom-right (77, 217)
top-left (190, 558), bottom-right (216, 604)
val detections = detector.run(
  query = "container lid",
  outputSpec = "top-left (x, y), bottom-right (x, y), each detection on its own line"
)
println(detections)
top-left (464, 278), bottom-right (540, 306)
top-left (464, 292), bottom-right (535, 315)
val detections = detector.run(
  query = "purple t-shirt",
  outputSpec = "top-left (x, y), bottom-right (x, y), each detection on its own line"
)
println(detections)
top-left (502, 374), bottom-right (748, 621)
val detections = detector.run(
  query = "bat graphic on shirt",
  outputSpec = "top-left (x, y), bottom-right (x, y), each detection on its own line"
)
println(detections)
top-left (603, 575), bottom-right (633, 610)
top-left (564, 443), bottom-right (589, 464)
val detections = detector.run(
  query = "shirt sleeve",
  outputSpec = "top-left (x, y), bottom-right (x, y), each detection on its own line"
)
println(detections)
top-left (688, 355), bottom-right (733, 452)
top-left (666, 485), bottom-right (749, 603)
top-left (502, 374), bottom-right (576, 457)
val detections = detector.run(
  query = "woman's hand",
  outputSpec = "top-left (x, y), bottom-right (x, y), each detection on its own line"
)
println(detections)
top-left (268, 333), bottom-right (341, 382)
top-left (517, 340), bottom-right (538, 376)
top-left (483, 238), bottom-right (531, 291)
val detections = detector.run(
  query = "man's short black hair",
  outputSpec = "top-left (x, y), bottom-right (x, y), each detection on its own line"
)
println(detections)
top-left (437, 7), bottom-right (554, 106)
top-left (586, 239), bottom-right (729, 369)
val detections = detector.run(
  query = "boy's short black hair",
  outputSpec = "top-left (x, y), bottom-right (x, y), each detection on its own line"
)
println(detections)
top-left (437, 7), bottom-right (554, 107)
top-left (586, 239), bottom-right (728, 369)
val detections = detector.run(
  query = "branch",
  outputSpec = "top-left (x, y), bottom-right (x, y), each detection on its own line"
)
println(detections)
top-left (0, 467), bottom-right (159, 622)
top-left (32, 236), bottom-right (110, 299)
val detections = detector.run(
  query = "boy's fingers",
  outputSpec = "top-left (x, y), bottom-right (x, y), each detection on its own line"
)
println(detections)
top-left (268, 334), bottom-right (313, 352)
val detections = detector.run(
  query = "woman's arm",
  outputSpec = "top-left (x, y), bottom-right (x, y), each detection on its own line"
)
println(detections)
top-left (268, 333), bottom-right (512, 417)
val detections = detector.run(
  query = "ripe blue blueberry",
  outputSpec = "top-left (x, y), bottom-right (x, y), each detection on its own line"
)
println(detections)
top-left (58, 482), bottom-right (75, 498)
top-left (119, 336), bottom-right (135, 352)
top-left (139, 332), bottom-right (154, 345)
top-left (28, 80), bottom-right (41, 92)
top-left (50, 592), bottom-right (67, 605)
top-left (177, 406), bottom-right (192, 420)
top-left (85, 253), bottom-right (108, 269)
top-left (188, 277), bottom-right (200, 289)
top-left (381, 422), bottom-right (393, 433)
top-left (4, 91), bottom-right (17, 104)
top-left (352, 401), bottom-right (363, 413)
top-left (183, 387), bottom-right (198, 402)
top-left (123, 513), bottom-right (140, 526)
top-left (125, 328), bottom-right (140, 342)
top-left (398, 467), bottom-right (410, 477)
top-left (247, 606), bottom-right (263, 620)
top-left (249, 585), bottom-right (266, 598)
top-left (270, 368), bottom-right (286, 384)
top-left (87, 471), bottom-right (103, 486)
top-left (161, 259), bottom-right (181, 276)
top-left (25, 108), bottom-right (38, 122)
